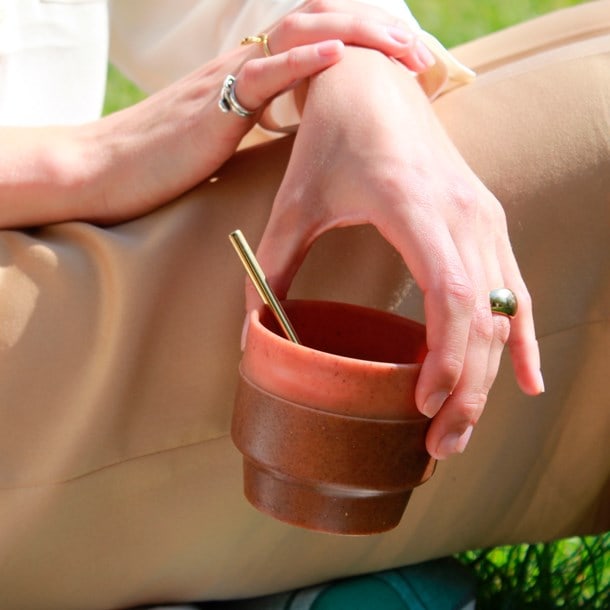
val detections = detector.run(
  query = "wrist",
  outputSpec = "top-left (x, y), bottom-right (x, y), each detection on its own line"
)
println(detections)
top-left (47, 125), bottom-right (109, 222)
top-left (304, 47), bottom-right (426, 129)
top-left (0, 126), bottom-right (105, 228)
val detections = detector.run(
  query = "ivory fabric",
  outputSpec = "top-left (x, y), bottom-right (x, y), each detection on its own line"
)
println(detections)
top-left (0, 0), bottom-right (472, 127)
top-left (1, 2), bottom-right (609, 609)
top-left (0, 0), bottom-right (108, 125)
top-left (107, 0), bottom-right (422, 93)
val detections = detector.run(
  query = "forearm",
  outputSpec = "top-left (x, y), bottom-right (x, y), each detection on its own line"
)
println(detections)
top-left (0, 126), bottom-right (104, 228)
top-left (0, 61), bottom-right (226, 229)
top-left (301, 46), bottom-right (437, 158)
top-left (0, 109), bottom-right (193, 229)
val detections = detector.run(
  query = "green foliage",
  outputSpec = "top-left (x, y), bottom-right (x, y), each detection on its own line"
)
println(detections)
top-left (103, 64), bottom-right (146, 116)
top-left (458, 534), bottom-right (610, 609)
top-left (407, 0), bottom-right (586, 46)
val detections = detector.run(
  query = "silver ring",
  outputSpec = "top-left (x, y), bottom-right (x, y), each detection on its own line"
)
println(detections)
top-left (490, 288), bottom-right (518, 318)
top-left (218, 74), bottom-right (255, 118)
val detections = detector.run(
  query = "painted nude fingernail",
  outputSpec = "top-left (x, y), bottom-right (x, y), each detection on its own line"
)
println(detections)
top-left (388, 26), bottom-right (414, 45)
top-left (415, 39), bottom-right (436, 68)
top-left (421, 391), bottom-right (450, 418)
top-left (436, 425), bottom-right (474, 459)
top-left (316, 40), bottom-right (343, 57)
top-left (536, 369), bottom-right (546, 393)
top-left (240, 315), bottom-right (250, 351)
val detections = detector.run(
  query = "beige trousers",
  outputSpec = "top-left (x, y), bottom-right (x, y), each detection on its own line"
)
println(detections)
top-left (1, 3), bottom-right (609, 609)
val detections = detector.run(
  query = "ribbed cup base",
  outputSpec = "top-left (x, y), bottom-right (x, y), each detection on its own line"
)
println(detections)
top-left (243, 458), bottom-right (412, 535)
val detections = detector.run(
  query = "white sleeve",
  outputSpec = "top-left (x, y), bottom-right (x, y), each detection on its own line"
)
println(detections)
top-left (109, 1), bottom-right (473, 91)
top-left (109, 0), bottom-right (474, 132)
top-left (109, 1), bottom-right (321, 93)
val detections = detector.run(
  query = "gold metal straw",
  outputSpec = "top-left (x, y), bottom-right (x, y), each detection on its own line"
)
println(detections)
top-left (229, 230), bottom-right (301, 344)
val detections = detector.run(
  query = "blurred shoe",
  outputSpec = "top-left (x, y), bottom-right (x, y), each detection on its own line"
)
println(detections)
top-left (200, 557), bottom-right (477, 610)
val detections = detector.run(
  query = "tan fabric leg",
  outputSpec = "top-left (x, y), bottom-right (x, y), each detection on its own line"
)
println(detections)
top-left (1, 3), bottom-right (609, 609)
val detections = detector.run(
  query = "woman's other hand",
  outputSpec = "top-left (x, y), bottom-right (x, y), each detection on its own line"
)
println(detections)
top-left (262, 0), bottom-right (435, 73)
top-left (248, 47), bottom-right (544, 460)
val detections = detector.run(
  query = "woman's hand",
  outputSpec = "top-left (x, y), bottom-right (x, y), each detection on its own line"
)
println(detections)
top-left (247, 48), bottom-right (544, 460)
top-left (0, 0), bottom-right (432, 228)
top-left (260, 0), bottom-right (435, 73)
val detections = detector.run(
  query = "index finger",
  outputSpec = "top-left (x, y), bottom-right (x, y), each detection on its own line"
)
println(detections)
top-left (234, 40), bottom-right (345, 112)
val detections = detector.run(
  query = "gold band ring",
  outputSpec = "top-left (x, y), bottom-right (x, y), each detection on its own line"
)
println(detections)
top-left (241, 33), bottom-right (272, 57)
top-left (489, 288), bottom-right (518, 318)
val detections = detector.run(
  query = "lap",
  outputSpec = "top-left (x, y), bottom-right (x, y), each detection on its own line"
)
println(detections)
top-left (1, 4), bottom-right (608, 608)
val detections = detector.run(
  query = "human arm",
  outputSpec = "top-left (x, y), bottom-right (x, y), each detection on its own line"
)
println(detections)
top-left (0, 43), bottom-right (341, 227)
top-left (247, 47), bottom-right (544, 460)
top-left (0, 4), bottom-right (429, 228)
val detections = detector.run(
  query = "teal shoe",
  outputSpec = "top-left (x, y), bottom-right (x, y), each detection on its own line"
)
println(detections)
top-left (201, 557), bottom-right (476, 610)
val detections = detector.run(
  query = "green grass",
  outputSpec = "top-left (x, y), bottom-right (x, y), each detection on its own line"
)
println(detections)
top-left (459, 535), bottom-right (609, 609)
top-left (103, 2), bottom-right (608, 607)
top-left (408, 0), bottom-right (586, 46)
top-left (103, 64), bottom-right (146, 116)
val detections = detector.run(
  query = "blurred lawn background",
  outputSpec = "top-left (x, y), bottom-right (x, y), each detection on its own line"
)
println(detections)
top-left (103, 1), bottom-right (609, 608)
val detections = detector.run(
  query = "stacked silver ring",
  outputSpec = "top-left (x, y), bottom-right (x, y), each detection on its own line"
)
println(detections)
top-left (218, 74), bottom-right (255, 118)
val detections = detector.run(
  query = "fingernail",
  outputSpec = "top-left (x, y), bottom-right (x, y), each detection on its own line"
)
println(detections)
top-left (421, 391), bottom-right (450, 418)
top-left (240, 314), bottom-right (250, 351)
top-left (317, 40), bottom-right (343, 57)
top-left (436, 425), bottom-right (473, 459)
top-left (415, 39), bottom-right (436, 68)
top-left (536, 369), bottom-right (545, 393)
top-left (388, 26), bottom-right (414, 45)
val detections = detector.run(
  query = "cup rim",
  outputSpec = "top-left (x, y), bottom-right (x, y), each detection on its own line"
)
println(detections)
top-left (248, 298), bottom-right (426, 373)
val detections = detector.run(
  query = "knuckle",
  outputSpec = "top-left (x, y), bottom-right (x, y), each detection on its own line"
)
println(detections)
top-left (394, 17), bottom-right (413, 34)
top-left (453, 392), bottom-right (487, 424)
top-left (443, 275), bottom-right (476, 311)
top-left (450, 181), bottom-right (479, 218)
top-left (374, 163), bottom-right (432, 218)
top-left (239, 60), bottom-right (262, 85)
top-left (493, 315), bottom-right (511, 345)
top-left (471, 305), bottom-right (495, 344)
top-left (347, 15), bottom-right (368, 35)
top-left (436, 353), bottom-right (464, 387)
top-left (280, 12), bottom-right (301, 35)
top-left (307, 0), bottom-right (333, 14)
top-left (376, 170), bottom-right (409, 207)
top-left (285, 48), bottom-right (302, 73)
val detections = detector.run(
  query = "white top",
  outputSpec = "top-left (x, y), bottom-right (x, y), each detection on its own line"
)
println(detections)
top-left (0, 0), bottom-right (474, 127)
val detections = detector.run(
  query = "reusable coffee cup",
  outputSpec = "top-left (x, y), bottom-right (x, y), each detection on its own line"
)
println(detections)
top-left (231, 299), bottom-right (436, 535)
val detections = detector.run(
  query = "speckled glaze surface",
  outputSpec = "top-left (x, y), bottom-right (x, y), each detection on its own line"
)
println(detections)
top-left (231, 300), bottom-right (436, 535)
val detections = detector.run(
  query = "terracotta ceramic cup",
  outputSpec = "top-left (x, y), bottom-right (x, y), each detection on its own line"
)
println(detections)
top-left (231, 300), bottom-right (436, 535)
